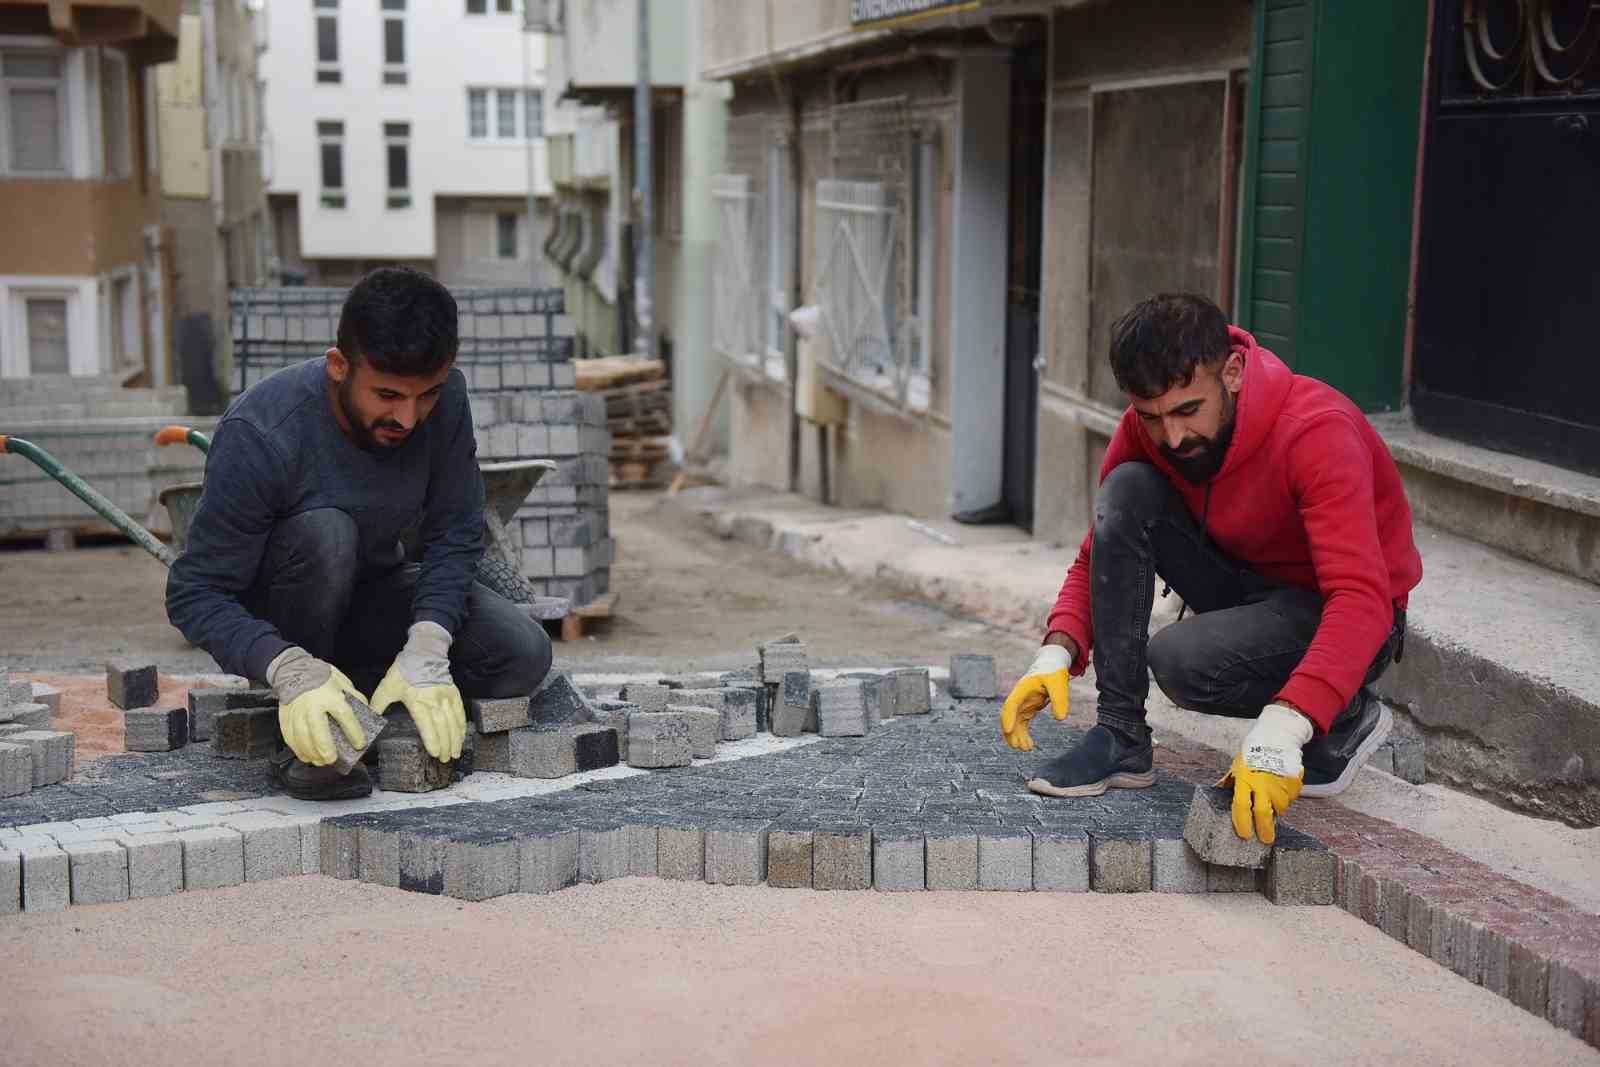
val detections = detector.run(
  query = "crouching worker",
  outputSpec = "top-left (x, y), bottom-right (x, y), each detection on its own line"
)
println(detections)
top-left (167, 267), bottom-right (552, 799)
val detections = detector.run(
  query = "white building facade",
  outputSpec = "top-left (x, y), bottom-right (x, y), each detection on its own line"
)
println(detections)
top-left (260, 0), bottom-right (551, 287)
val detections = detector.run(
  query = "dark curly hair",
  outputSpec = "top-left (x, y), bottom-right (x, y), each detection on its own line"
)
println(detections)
top-left (1108, 293), bottom-right (1232, 399)
top-left (335, 266), bottom-right (458, 377)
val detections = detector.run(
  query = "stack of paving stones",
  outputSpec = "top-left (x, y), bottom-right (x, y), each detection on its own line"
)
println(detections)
top-left (470, 672), bottom-right (620, 780)
top-left (0, 668), bottom-right (74, 797)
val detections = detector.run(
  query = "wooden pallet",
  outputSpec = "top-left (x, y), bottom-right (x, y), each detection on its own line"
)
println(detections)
top-left (576, 356), bottom-right (666, 391)
top-left (551, 592), bottom-right (618, 641)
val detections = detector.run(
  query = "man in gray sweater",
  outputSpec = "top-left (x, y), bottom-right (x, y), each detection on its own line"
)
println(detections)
top-left (167, 268), bottom-right (551, 799)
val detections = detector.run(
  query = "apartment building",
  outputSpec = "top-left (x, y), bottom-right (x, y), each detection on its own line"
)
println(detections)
top-left (260, 0), bottom-right (552, 288)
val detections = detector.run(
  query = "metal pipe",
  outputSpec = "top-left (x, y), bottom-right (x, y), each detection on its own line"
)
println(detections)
top-left (633, 0), bottom-right (654, 360)
top-left (0, 436), bottom-right (176, 567)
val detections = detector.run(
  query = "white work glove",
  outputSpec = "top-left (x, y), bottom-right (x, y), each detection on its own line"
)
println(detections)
top-left (369, 621), bottom-right (466, 762)
top-left (1240, 703), bottom-right (1314, 778)
top-left (266, 646), bottom-right (369, 767)
top-left (1220, 703), bottom-right (1314, 843)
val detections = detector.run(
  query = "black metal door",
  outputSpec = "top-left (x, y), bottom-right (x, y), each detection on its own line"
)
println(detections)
top-left (1412, 0), bottom-right (1600, 475)
top-left (1002, 41), bottom-right (1046, 531)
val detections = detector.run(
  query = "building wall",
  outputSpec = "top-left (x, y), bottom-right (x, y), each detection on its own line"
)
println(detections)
top-left (435, 196), bottom-right (550, 287)
top-left (701, 0), bottom-right (852, 73)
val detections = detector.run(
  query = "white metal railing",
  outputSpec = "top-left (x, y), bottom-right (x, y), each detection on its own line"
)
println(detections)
top-left (712, 173), bottom-right (762, 369)
top-left (812, 178), bottom-right (910, 403)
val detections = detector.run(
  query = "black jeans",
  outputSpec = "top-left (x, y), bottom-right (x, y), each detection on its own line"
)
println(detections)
top-left (245, 508), bottom-right (553, 698)
top-left (1088, 464), bottom-right (1401, 736)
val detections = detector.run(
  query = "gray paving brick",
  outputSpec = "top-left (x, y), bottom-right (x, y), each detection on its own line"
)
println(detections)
top-left (528, 671), bottom-right (595, 726)
top-left (444, 836), bottom-right (519, 901)
top-left (237, 821), bottom-right (303, 883)
top-left (978, 828), bottom-right (1032, 891)
top-left (888, 668), bottom-right (931, 715)
top-left (948, 655), bottom-right (998, 699)
top-left (759, 641), bottom-right (809, 683)
top-left (771, 672), bottom-right (811, 737)
top-left (658, 824), bottom-right (704, 881)
top-left (106, 660), bottom-right (158, 710)
top-left (358, 825), bottom-right (401, 887)
top-left (570, 724), bottom-right (620, 771)
top-left (668, 705), bottom-right (721, 759)
top-left (624, 822), bottom-right (658, 877)
top-left (467, 695), bottom-right (532, 734)
top-left (180, 827), bottom-right (245, 890)
top-left (212, 707), bottom-right (280, 760)
top-left (842, 674), bottom-right (887, 728)
top-left (123, 707), bottom-right (188, 752)
top-left (65, 839), bottom-right (128, 904)
top-left (0, 704), bottom-right (51, 729)
top-left (320, 821), bottom-right (361, 879)
top-left (816, 681), bottom-right (869, 738)
top-left (926, 829), bottom-right (979, 891)
top-left (7, 730), bottom-right (73, 786)
top-left (766, 829), bottom-right (813, 888)
top-left (0, 741), bottom-right (31, 797)
top-left (1090, 834), bottom-right (1152, 893)
top-left (1183, 786), bottom-right (1270, 869)
top-left (0, 848), bottom-right (18, 915)
top-left (1263, 842), bottom-right (1335, 906)
top-left (509, 726), bottom-right (577, 779)
top-left (617, 683), bottom-right (670, 712)
top-left (378, 737), bottom-right (452, 792)
top-left (21, 844), bottom-right (68, 912)
top-left (704, 822), bottom-right (767, 886)
top-left (1207, 864), bottom-right (1259, 893)
top-left (475, 730), bottom-right (512, 772)
top-left (519, 830), bottom-right (579, 894)
top-left (125, 833), bottom-right (183, 898)
top-left (717, 688), bottom-right (758, 741)
top-left (1031, 831), bottom-right (1089, 892)
top-left (579, 825), bottom-right (629, 883)
top-left (187, 687), bottom-right (275, 742)
top-left (627, 712), bottom-right (692, 768)
top-left (812, 827), bottom-right (871, 891)
top-left (1152, 838), bottom-right (1208, 893)
top-left (397, 831), bottom-right (447, 894)
top-left (330, 695), bottom-right (388, 775)
top-left (872, 829), bottom-right (924, 891)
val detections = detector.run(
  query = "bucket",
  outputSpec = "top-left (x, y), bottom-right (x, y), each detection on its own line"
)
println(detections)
top-left (158, 482), bottom-right (203, 554)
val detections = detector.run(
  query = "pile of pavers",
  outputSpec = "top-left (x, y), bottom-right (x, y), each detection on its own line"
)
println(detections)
top-left (0, 669), bottom-right (75, 798)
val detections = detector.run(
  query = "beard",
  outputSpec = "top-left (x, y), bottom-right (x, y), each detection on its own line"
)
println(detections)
top-left (336, 377), bottom-right (409, 452)
top-left (1160, 388), bottom-right (1237, 485)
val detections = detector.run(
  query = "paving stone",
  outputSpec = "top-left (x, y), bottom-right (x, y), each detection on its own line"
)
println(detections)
top-left (1207, 864), bottom-right (1259, 893)
top-left (668, 705), bottom-right (721, 758)
top-left (330, 695), bottom-right (388, 775)
top-left (1183, 786), bottom-right (1270, 868)
top-left (592, 701), bottom-right (636, 752)
top-left (378, 736), bottom-right (453, 792)
top-left (179, 827), bottom-right (244, 890)
top-left (319, 820), bottom-right (362, 879)
top-left (397, 830), bottom-right (448, 894)
top-left (234, 819), bottom-right (303, 883)
top-left (842, 673), bottom-right (888, 728)
top-left (123, 707), bottom-right (188, 752)
top-left (925, 828), bottom-right (979, 891)
top-left (872, 829), bottom-right (924, 891)
top-left (812, 826), bottom-right (871, 890)
top-left (624, 822), bottom-right (658, 877)
top-left (509, 726), bottom-right (577, 779)
top-left (0, 848), bottom-right (18, 915)
top-left (570, 724), bottom-right (620, 771)
top-left (627, 712), bottom-right (692, 768)
top-left (125, 833), bottom-right (185, 898)
top-left (771, 672), bottom-right (812, 737)
top-left (0, 673), bottom-right (30, 706)
top-left (359, 824), bottom-right (402, 887)
top-left (617, 683), bottom-right (670, 712)
top-left (1263, 840), bottom-right (1335, 906)
top-left (187, 687), bottom-right (275, 743)
top-left (20, 844), bottom-right (68, 912)
top-left (528, 671), bottom-right (595, 726)
top-left (978, 828), bottom-right (1033, 891)
top-left (658, 824), bottom-right (704, 881)
top-left (0, 704), bottom-right (51, 729)
top-left (948, 654), bottom-right (998, 699)
top-left (475, 730), bottom-right (512, 773)
top-left (1090, 833), bottom-right (1153, 893)
top-left (657, 674), bottom-right (724, 690)
top-left (64, 839), bottom-right (128, 904)
top-left (519, 830), bottom-right (579, 894)
top-left (1152, 838), bottom-right (1208, 893)
top-left (29, 682), bottom-right (62, 717)
top-left (1031, 831), bottom-right (1090, 892)
top-left (759, 641), bottom-right (808, 683)
top-left (888, 668), bottom-right (931, 715)
top-left (1389, 735), bottom-right (1426, 784)
top-left (0, 742), bottom-right (31, 798)
top-left (8, 730), bottom-right (73, 786)
top-left (106, 660), bottom-right (158, 710)
top-left (766, 829), bottom-right (813, 888)
top-left (717, 688), bottom-right (758, 741)
top-left (212, 707), bottom-right (281, 760)
top-left (467, 695), bottom-right (532, 734)
top-left (579, 825), bottom-right (629, 883)
top-left (816, 680), bottom-right (869, 738)
top-left (704, 821), bottom-right (768, 886)
top-left (443, 834), bottom-right (519, 901)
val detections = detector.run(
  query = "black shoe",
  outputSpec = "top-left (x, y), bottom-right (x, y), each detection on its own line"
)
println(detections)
top-left (268, 746), bottom-right (374, 801)
top-left (1026, 723), bottom-right (1155, 798)
top-left (1300, 691), bottom-right (1392, 798)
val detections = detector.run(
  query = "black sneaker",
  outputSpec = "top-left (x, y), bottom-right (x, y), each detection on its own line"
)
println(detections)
top-left (1027, 723), bottom-right (1155, 798)
top-left (1300, 691), bottom-right (1392, 798)
top-left (268, 746), bottom-right (374, 801)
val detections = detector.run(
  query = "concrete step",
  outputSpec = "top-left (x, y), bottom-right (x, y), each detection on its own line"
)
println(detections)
top-left (1373, 411), bottom-right (1600, 586)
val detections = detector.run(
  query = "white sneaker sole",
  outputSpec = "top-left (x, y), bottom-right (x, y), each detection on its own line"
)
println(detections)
top-left (1299, 700), bottom-right (1393, 798)
top-left (1026, 770), bottom-right (1156, 798)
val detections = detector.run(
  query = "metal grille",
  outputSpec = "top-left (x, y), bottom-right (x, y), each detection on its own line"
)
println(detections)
top-left (229, 287), bottom-right (570, 394)
top-left (812, 179), bottom-right (904, 394)
top-left (711, 174), bottom-right (762, 366)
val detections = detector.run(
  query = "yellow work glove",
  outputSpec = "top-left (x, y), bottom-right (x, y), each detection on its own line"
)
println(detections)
top-left (265, 646), bottom-right (370, 768)
top-left (370, 621), bottom-right (466, 762)
top-left (1218, 703), bottom-right (1312, 844)
top-left (999, 644), bottom-right (1074, 752)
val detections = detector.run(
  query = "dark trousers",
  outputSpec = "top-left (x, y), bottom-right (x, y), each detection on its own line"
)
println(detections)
top-left (245, 508), bottom-right (553, 699)
top-left (1088, 464), bottom-right (1401, 736)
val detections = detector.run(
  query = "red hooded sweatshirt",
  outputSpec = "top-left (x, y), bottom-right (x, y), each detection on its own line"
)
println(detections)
top-left (1046, 326), bottom-right (1423, 734)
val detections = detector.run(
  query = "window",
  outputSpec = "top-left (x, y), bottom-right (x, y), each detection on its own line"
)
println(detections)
top-left (466, 0), bottom-right (516, 12)
top-left (110, 273), bottom-right (140, 374)
top-left (382, 0), bottom-right (406, 85)
top-left (318, 120), bottom-right (345, 207)
top-left (496, 212), bottom-right (518, 259)
top-left (385, 122), bottom-right (410, 208)
top-left (467, 87), bottom-right (540, 142)
top-left (467, 0), bottom-right (486, 11)
top-left (315, 0), bottom-right (340, 84)
top-left (26, 297), bottom-right (70, 374)
top-left (100, 51), bottom-right (132, 178)
top-left (1, 50), bottom-right (66, 174)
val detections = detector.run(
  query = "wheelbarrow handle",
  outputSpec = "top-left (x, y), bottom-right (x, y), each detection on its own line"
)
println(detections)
top-left (154, 425), bottom-right (211, 453)
top-left (0, 434), bottom-right (177, 567)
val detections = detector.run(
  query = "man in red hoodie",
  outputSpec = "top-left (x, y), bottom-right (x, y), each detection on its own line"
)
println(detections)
top-left (1000, 293), bottom-right (1422, 843)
